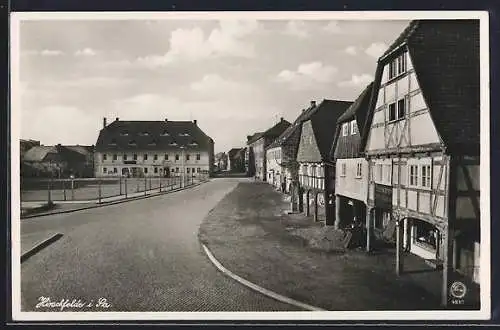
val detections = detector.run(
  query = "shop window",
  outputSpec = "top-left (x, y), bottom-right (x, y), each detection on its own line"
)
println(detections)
top-left (414, 220), bottom-right (437, 250)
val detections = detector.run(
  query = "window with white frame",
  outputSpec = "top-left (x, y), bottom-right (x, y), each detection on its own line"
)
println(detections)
top-left (388, 53), bottom-right (407, 79)
top-left (342, 123), bottom-right (349, 136)
top-left (389, 98), bottom-right (406, 122)
top-left (377, 164), bottom-right (383, 182)
top-left (356, 162), bottom-right (362, 178)
top-left (384, 164), bottom-right (392, 184)
top-left (421, 164), bottom-right (432, 188)
top-left (350, 120), bottom-right (357, 135)
top-left (409, 165), bottom-right (419, 187)
top-left (340, 163), bottom-right (346, 177)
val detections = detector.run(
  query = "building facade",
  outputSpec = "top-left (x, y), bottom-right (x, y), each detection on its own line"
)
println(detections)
top-left (265, 102), bottom-right (317, 193)
top-left (95, 118), bottom-right (214, 178)
top-left (332, 83), bottom-right (373, 230)
top-left (246, 119), bottom-right (291, 181)
top-left (296, 99), bottom-right (353, 224)
top-left (361, 20), bottom-right (480, 306)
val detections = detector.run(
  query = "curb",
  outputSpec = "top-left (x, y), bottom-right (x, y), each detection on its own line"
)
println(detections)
top-left (21, 180), bottom-right (209, 220)
top-left (200, 243), bottom-right (325, 312)
top-left (21, 233), bottom-right (64, 263)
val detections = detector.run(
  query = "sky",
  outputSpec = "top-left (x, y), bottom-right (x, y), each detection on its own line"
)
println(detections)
top-left (17, 17), bottom-right (410, 153)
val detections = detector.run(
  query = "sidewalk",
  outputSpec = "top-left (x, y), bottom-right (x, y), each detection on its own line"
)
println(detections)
top-left (199, 182), bottom-right (478, 311)
top-left (21, 180), bottom-right (207, 218)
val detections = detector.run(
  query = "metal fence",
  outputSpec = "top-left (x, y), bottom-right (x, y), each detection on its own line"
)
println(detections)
top-left (21, 174), bottom-right (210, 203)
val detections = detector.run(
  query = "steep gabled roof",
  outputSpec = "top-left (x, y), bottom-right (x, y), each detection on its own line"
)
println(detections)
top-left (95, 120), bottom-right (213, 152)
top-left (247, 119), bottom-right (291, 145)
top-left (330, 82), bottom-right (374, 160)
top-left (361, 19), bottom-right (480, 154)
top-left (266, 104), bottom-right (317, 150)
top-left (23, 146), bottom-right (58, 162)
top-left (300, 99), bottom-right (353, 160)
top-left (228, 148), bottom-right (241, 158)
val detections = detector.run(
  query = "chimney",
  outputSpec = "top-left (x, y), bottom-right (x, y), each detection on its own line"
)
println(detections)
top-left (310, 100), bottom-right (316, 107)
top-left (115, 117), bottom-right (119, 121)
top-left (103, 117), bottom-right (107, 128)
top-left (280, 117), bottom-right (284, 122)
top-left (165, 118), bottom-right (168, 122)
top-left (193, 119), bottom-right (197, 125)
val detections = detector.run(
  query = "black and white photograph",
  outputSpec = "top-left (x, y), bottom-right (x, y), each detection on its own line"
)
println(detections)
top-left (10, 11), bottom-right (490, 321)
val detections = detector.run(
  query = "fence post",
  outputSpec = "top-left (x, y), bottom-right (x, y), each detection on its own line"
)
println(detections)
top-left (125, 178), bottom-right (128, 198)
top-left (71, 178), bottom-right (75, 200)
top-left (63, 179), bottom-right (67, 201)
top-left (119, 176), bottom-right (123, 195)
top-left (47, 177), bottom-right (52, 204)
top-left (98, 178), bottom-right (102, 203)
top-left (159, 176), bottom-right (162, 192)
top-left (136, 179), bottom-right (139, 193)
top-left (144, 176), bottom-right (147, 196)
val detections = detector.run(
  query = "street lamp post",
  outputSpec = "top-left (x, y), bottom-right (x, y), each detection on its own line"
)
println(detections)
top-left (180, 146), bottom-right (185, 188)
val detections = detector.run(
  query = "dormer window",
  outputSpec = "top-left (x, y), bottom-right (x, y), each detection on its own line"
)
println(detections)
top-left (109, 139), bottom-right (117, 146)
top-left (139, 131), bottom-right (150, 136)
top-left (188, 141), bottom-right (199, 146)
top-left (120, 131), bottom-right (129, 136)
top-left (161, 130), bottom-right (170, 136)
top-left (179, 133), bottom-right (190, 137)
top-left (148, 140), bottom-right (157, 146)
top-left (169, 141), bottom-right (178, 146)
top-left (128, 140), bottom-right (137, 146)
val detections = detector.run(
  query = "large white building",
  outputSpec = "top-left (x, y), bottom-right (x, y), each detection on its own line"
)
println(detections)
top-left (94, 118), bottom-right (214, 178)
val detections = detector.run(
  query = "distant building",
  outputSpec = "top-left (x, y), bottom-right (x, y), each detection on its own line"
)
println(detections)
top-left (215, 152), bottom-right (228, 171)
top-left (95, 117), bottom-right (215, 178)
top-left (246, 118), bottom-right (291, 181)
top-left (245, 132), bottom-right (262, 176)
top-left (22, 144), bottom-right (92, 178)
top-left (361, 20), bottom-right (480, 305)
top-left (296, 99), bottom-right (353, 224)
top-left (265, 101), bottom-right (317, 193)
top-left (228, 148), bottom-right (246, 172)
top-left (331, 83), bottom-right (373, 230)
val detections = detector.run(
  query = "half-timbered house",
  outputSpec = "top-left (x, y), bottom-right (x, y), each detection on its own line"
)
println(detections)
top-left (331, 82), bottom-right (373, 230)
top-left (297, 99), bottom-right (353, 224)
top-left (361, 20), bottom-right (480, 306)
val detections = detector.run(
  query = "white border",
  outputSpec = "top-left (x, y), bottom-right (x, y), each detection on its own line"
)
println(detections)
top-left (10, 10), bottom-right (491, 321)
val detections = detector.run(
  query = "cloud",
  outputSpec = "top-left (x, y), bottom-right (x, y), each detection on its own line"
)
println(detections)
top-left (345, 46), bottom-right (357, 55)
top-left (338, 73), bottom-right (374, 88)
top-left (284, 21), bottom-right (309, 39)
top-left (136, 20), bottom-right (259, 68)
top-left (75, 48), bottom-right (97, 56)
top-left (21, 105), bottom-right (99, 145)
top-left (190, 74), bottom-right (255, 98)
top-left (22, 49), bottom-right (65, 57)
top-left (365, 42), bottom-right (388, 58)
top-left (323, 21), bottom-right (342, 34)
top-left (275, 61), bottom-right (338, 90)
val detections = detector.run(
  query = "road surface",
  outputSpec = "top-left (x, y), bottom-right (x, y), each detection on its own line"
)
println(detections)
top-left (20, 178), bottom-right (299, 312)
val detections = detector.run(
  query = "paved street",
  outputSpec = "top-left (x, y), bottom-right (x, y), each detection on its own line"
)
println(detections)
top-left (21, 178), bottom-right (300, 312)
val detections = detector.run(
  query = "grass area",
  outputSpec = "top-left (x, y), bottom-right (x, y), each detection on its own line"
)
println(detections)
top-left (199, 182), bottom-right (447, 311)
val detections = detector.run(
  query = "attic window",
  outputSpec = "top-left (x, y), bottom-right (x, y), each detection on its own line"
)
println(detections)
top-left (139, 131), bottom-right (150, 136)
top-left (128, 140), bottom-right (137, 146)
top-left (179, 133), bottom-right (190, 137)
top-left (169, 141), bottom-right (178, 146)
top-left (109, 139), bottom-right (117, 146)
top-left (161, 130), bottom-right (170, 136)
top-left (120, 131), bottom-right (129, 136)
top-left (188, 141), bottom-right (198, 146)
top-left (148, 140), bottom-right (157, 146)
